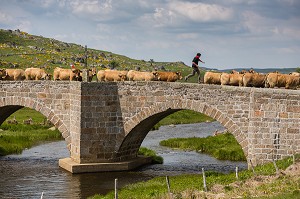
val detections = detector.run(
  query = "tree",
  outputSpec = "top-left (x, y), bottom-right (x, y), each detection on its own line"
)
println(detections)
top-left (109, 60), bottom-right (119, 69)
top-left (149, 59), bottom-right (154, 66)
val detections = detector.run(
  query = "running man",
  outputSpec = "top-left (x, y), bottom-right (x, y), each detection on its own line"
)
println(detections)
top-left (185, 52), bottom-right (205, 83)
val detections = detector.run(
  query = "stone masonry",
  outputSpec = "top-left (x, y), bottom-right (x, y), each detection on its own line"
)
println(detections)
top-left (0, 81), bottom-right (299, 173)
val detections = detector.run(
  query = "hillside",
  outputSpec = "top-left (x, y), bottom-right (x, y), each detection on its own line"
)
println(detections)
top-left (0, 29), bottom-right (187, 73)
top-left (0, 28), bottom-right (298, 78)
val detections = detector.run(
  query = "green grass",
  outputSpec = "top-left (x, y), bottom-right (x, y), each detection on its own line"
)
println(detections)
top-left (5, 107), bottom-right (48, 124)
top-left (0, 126), bottom-right (62, 155)
top-left (138, 147), bottom-right (163, 164)
top-left (0, 107), bottom-right (62, 155)
top-left (89, 155), bottom-right (300, 199)
top-left (160, 132), bottom-right (246, 161)
top-left (153, 109), bottom-right (214, 130)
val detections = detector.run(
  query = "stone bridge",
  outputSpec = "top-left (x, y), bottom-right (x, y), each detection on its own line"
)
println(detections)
top-left (0, 81), bottom-right (299, 173)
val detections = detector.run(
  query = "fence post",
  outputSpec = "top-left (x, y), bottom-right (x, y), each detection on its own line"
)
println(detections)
top-left (293, 154), bottom-right (295, 164)
top-left (115, 178), bottom-right (118, 199)
top-left (166, 176), bottom-right (172, 199)
top-left (271, 157), bottom-right (279, 175)
top-left (202, 168), bottom-right (207, 192)
top-left (249, 160), bottom-right (256, 176)
top-left (235, 166), bottom-right (239, 180)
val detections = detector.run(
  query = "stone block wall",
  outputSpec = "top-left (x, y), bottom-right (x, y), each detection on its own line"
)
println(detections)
top-left (248, 88), bottom-right (300, 165)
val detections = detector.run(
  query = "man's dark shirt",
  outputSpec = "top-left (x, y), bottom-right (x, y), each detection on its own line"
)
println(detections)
top-left (192, 55), bottom-right (200, 66)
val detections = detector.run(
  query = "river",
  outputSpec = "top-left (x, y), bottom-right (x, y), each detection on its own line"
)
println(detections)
top-left (0, 121), bottom-right (247, 199)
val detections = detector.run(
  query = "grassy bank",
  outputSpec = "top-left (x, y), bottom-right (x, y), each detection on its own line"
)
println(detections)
top-left (0, 124), bottom-right (62, 155)
top-left (138, 147), bottom-right (163, 164)
top-left (153, 109), bottom-right (214, 130)
top-left (160, 132), bottom-right (246, 161)
top-left (89, 155), bottom-right (300, 199)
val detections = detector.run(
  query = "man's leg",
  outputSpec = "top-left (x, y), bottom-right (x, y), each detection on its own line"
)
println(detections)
top-left (196, 68), bottom-right (203, 83)
top-left (185, 68), bottom-right (196, 81)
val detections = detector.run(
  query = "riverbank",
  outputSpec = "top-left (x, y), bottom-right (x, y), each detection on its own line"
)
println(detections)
top-left (153, 110), bottom-right (214, 130)
top-left (90, 155), bottom-right (300, 199)
top-left (0, 123), bottom-right (62, 155)
top-left (0, 107), bottom-right (62, 155)
top-left (160, 132), bottom-right (246, 161)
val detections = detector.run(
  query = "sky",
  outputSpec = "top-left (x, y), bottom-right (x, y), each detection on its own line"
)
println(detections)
top-left (0, 0), bottom-right (299, 70)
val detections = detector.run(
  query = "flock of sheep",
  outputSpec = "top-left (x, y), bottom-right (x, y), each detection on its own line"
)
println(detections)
top-left (204, 69), bottom-right (300, 89)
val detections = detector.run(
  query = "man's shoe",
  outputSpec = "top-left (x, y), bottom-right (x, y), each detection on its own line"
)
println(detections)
top-left (184, 76), bottom-right (188, 81)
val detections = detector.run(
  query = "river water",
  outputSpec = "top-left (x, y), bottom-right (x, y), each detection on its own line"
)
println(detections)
top-left (0, 122), bottom-right (247, 199)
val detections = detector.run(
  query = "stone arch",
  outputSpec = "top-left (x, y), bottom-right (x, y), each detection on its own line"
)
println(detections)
top-left (118, 99), bottom-right (248, 160)
top-left (0, 96), bottom-right (71, 151)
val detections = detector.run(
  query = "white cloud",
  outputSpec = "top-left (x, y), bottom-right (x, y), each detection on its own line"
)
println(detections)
top-left (135, 1), bottom-right (235, 31)
top-left (168, 1), bottom-right (234, 22)
top-left (241, 11), bottom-right (277, 36)
top-left (153, 8), bottom-right (175, 27)
top-left (241, 10), bottom-right (300, 42)
top-left (70, 0), bottom-right (112, 15)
